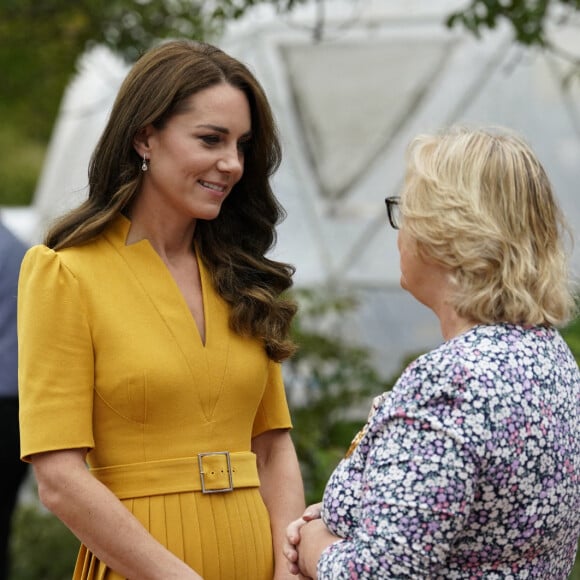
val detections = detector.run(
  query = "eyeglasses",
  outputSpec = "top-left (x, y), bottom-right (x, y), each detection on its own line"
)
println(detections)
top-left (385, 196), bottom-right (401, 229)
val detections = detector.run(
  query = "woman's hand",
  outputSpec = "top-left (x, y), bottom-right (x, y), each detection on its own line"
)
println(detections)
top-left (296, 518), bottom-right (341, 579)
top-left (284, 503), bottom-right (322, 576)
top-left (284, 516), bottom-right (308, 575)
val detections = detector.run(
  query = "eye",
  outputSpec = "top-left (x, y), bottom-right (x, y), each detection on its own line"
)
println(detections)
top-left (237, 136), bottom-right (252, 153)
top-left (199, 134), bottom-right (221, 146)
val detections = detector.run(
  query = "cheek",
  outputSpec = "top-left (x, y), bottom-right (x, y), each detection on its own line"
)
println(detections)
top-left (397, 233), bottom-right (414, 263)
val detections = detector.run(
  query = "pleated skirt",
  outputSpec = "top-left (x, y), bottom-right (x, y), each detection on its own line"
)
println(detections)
top-left (73, 488), bottom-right (274, 579)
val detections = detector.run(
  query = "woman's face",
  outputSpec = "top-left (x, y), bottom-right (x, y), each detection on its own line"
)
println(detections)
top-left (138, 82), bottom-right (251, 222)
top-left (397, 224), bottom-right (448, 311)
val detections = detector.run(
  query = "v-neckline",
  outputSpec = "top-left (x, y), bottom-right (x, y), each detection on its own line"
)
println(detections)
top-left (161, 246), bottom-right (208, 347)
top-left (190, 247), bottom-right (207, 347)
top-left (105, 213), bottom-right (235, 422)
top-left (110, 213), bottom-right (210, 349)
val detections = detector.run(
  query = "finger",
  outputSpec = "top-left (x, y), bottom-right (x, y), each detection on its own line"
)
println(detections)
top-left (302, 502), bottom-right (322, 521)
top-left (286, 518), bottom-right (307, 544)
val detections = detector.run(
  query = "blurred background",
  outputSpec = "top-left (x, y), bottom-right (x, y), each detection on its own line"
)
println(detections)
top-left (1, 0), bottom-right (579, 577)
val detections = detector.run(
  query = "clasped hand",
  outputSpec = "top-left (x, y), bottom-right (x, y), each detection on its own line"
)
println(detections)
top-left (284, 502), bottom-right (341, 579)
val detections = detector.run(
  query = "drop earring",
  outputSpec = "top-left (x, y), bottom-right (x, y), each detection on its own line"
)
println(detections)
top-left (141, 155), bottom-right (149, 172)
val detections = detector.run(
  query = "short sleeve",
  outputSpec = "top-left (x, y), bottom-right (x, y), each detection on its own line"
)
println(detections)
top-left (18, 245), bottom-right (95, 461)
top-left (252, 360), bottom-right (292, 437)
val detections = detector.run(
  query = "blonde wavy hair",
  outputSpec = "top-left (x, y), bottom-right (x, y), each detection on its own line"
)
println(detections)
top-left (400, 125), bottom-right (576, 326)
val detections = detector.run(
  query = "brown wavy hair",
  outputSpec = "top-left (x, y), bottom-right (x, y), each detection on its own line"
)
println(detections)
top-left (45, 40), bottom-right (297, 361)
top-left (400, 125), bottom-right (576, 327)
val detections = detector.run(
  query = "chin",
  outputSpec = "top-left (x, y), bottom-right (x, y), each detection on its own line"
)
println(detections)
top-left (196, 206), bottom-right (223, 221)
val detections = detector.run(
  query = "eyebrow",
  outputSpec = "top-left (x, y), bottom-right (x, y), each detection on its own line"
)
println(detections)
top-left (196, 124), bottom-right (252, 139)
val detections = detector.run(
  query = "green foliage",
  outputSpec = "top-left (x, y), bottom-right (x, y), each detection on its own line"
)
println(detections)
top-left (0, 0), bottom-right (308, 70)
top-left (572, 552), bottom-right (580, 580)
top-left (0, 125), bottom-right (45, 206)
top-left (0, 2), bottom-right (213, 143)
top-left (286, 289), bottom-right (393, 503)
top-left (445, 0), bottom-right (580, 88)
top-left (562, 313), bottom-right (580, 362)
top-left (446, 0), bottom-right (580, 46)
top-left (10, 503), bottom-right (79, 580)
top-left (210, 0), bottom-right (305, 24)
top-left (447, 0), bottom-right (549, 45)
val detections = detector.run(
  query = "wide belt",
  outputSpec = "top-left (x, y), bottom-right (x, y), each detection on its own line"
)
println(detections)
top-left (90, 451), bottom-right (260, 499)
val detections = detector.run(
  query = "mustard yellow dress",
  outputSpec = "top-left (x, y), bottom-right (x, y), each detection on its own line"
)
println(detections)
top-left (18, 214), bottom-right (292, 579)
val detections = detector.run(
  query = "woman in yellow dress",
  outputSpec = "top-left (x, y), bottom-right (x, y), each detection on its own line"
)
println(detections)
top-left (18, 40), bottom-right (305, 580)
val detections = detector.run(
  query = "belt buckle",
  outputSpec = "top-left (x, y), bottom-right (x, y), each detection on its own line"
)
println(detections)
top-left (197, 451), bottom-right (234, 494)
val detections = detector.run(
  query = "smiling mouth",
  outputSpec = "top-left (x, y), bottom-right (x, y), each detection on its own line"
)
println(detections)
top-left (199, 180), bottom-right (226, 193)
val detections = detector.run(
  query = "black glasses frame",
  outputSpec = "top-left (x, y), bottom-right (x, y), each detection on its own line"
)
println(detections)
top-left (385, 196), bottom-right (400, 230)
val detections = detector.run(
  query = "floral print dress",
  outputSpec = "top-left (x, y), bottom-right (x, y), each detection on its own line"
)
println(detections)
top-left (319, 324), bottom-right (580, 579)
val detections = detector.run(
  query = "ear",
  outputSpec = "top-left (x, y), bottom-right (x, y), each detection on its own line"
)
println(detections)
top-left (133, 125), bottom-right (154, 158)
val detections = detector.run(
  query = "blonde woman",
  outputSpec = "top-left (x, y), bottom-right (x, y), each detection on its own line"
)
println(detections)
top-left (285, 126), bottom-right (580, 579)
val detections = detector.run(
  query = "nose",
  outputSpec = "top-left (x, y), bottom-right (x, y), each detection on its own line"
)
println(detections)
top-left (217, 145), bottom-right (243, 175)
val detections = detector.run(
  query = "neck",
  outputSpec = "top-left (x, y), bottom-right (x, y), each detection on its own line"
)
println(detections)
top-left (125, 202), bottom-right (196, 259)
top-left (437, 303), bottom-right (477, 341)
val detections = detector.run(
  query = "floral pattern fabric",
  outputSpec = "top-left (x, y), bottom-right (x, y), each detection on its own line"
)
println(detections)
top-left (319, 324), bottom-right (580, 579)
